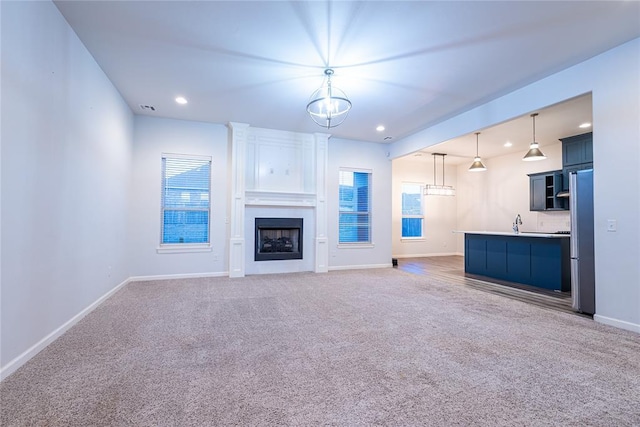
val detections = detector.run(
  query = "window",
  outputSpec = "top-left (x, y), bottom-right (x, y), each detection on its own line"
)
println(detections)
top-left (161, 154), bottom-right (211, 245)
top-left (402, 183), bottom-right (423, 238)
top-left (339, 169), bottom-right (371, 243)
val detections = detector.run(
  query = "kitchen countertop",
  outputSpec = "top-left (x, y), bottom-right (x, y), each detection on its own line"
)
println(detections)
top-left (454, 230), bottom-right (570, 238)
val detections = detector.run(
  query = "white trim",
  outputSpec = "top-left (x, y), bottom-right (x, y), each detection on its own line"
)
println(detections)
top-left (129, 271), bottom-right (229, 282)
top-left (329, 263), bottom-right (392, 271)
top-left (161, 152), bottom-right (212, 161)
top-left (244, 190), bottom-right (316, 207)
top-left (339, 166), bottom-right (373, 174)
top-left (337, 243), bottom-right (375, 249)
top-left (0, 277), bottom-right (130, 382)
top-left (594, 315), bottom-right (640, 334)
top-left (392, 252), bottom-right (461, 258)
top-left (400, 238), bottom-right (426, 242)
top-left (156, 244), bottom-right (213, 254)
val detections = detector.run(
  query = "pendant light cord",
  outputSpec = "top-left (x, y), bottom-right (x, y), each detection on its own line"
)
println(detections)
top-left (431, 153), bottom-right (450, 185)
top-left (433, 154), bottom-right (436, 185)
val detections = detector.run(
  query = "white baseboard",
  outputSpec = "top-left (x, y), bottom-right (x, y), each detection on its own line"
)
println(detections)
top-left (392, 252), bottom-right (462, 258)
top-left (129, 271), bottom-right (229, 282)
top-left (594, 314), bottom-right (640, 334)
top-left (328, 263), bottom-right (392, 271)
top-left (0, 277), bottom-right (131, 382)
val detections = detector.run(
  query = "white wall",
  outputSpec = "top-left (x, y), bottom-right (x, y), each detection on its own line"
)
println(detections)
top-left (390, 38), bottom-right (640, 333)
top-left (327, 138), bottom-right (392, 269)
top-left (1, 1), bottom-right (134, 375)
top-left (128, 116), bottom-right (229, 278)
top-left (391, 156), bottom-right (458, 257)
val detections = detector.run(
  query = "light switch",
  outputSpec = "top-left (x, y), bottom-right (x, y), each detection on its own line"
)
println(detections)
top-left (607, 220), bottom-right (617, 232)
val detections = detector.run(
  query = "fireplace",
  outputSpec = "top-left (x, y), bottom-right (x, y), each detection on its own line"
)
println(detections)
top-left (255, 218), bottom-right (303, 261)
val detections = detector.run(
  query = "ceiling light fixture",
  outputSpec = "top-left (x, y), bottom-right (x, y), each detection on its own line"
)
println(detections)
top-left (307, 69), bottom-right (352, 129)
top-left (579, 122), bottom-right (592, 129)
top-left (376, 125), bottom-right (385, 132)
top-left (469, 132), bottom-right (487, 172)
top-left (424, 153), bottom-right (456, 196)
top-left (175, 96), bottom-right (188, 105)
top-left (504, 141), bottom-right (513, 147)
top-left (522, 113), bottom-right (547, 161)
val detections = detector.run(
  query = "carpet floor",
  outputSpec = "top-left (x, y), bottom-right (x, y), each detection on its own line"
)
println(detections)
top-left (1, 268), bottom-right (639, 426)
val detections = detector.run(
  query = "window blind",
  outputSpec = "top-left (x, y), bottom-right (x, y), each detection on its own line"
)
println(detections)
top-left (338, 170), bottom-right (371, 243)
top-left (161, 155), bottom-right (211, 244)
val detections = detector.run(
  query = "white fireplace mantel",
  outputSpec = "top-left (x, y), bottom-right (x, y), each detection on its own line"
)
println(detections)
top-left (245, 190), bottom-right (316, 207)
top-left (227, 122), bottom-right (329, 277)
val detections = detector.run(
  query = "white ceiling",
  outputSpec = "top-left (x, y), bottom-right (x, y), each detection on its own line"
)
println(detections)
top-left (54, 1), bottom-right (639, 153)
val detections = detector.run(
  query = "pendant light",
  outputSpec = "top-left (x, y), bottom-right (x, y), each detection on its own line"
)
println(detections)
top-left (522, 113), bottom-right (547, 161)
top-left (424, 153), bottom-right (456, 196)
top-left (307, 69), bottom-right (352, 129)
top-left (469, 132), bottom-right (487, 172)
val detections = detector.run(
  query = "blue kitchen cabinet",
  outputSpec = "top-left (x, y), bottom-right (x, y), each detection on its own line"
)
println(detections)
top-left (561, 132), bottom-right (593, 191)
top-left (464, 233), bottom-right (571, 291)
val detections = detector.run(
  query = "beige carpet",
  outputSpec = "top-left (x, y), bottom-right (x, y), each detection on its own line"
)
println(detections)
top-left (2, 268), bottom-right (639, 426)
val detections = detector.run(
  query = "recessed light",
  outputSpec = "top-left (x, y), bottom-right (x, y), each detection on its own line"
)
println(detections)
top-left (579, 122), bottom-right (592, 128)
top-left (376, 125), bottom-right (385, 132)
top-left (504, 141), bottom-right (513, 147)
top-left (175, 96), bottom-right (188, 105)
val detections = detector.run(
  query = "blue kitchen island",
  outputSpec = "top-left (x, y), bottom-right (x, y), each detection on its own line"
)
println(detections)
top-left (462, 231), bottom-right (571, 292)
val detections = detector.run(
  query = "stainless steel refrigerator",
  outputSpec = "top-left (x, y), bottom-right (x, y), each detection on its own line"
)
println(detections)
top-left (570, 169), bottom-right (595, 314)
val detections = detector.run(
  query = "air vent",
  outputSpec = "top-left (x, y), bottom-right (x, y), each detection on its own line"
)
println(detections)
top-left (384, 136), bottom-right (393, 141)
top-left (139, 104), bottom-right (156, 112)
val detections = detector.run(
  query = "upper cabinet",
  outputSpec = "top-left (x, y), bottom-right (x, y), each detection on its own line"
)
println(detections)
top-left (562, 132), bottom-right (593, 167)
top-left (529, 170), bottom-right (566, 211)
top-left (560, 132), bottom-right (593, 190)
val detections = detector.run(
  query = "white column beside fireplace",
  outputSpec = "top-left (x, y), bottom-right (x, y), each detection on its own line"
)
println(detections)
top-left (227, 123), bottom-right (329, 277)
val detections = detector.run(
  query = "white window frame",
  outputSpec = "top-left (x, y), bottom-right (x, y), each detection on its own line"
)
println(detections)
top-left (338, 168), bottom-right (373, 247)
top-left (157, 153), bottom-right (213, 254)
top-left (401, 182), bottom-right (425, 240)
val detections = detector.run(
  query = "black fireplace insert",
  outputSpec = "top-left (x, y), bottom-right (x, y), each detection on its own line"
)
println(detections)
top-left (255, 218), bottom-right (303, 261)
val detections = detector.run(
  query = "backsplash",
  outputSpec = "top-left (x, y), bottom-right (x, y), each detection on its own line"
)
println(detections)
top-left (536, 211), bottom-right (571, 232)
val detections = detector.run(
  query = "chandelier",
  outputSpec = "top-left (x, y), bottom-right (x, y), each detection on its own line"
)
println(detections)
top-left (424, 153), bottom-right (456, 196)
top-left (307, 69), bottom-right (352, 129)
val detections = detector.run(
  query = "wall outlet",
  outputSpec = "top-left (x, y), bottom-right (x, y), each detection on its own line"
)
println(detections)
top-left (607, 219), bottom-right (617, 232)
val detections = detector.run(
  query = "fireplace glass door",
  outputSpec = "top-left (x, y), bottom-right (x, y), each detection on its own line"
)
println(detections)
top-left (255, 218), bottom-right (303, 261)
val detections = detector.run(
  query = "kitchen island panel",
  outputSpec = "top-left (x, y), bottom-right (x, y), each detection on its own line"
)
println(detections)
top-left (467, 237), bottom-right (488, 273)
top-left (506, 240), bottom-right (532, 284)
top-left (486, 239), bottom-right (507, 276)
top-left (464, 233), bottom-right (570, 292)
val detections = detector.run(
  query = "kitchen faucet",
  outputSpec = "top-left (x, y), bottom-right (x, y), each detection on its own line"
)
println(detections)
top-left (513, 214), bottom-right (522, 234)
